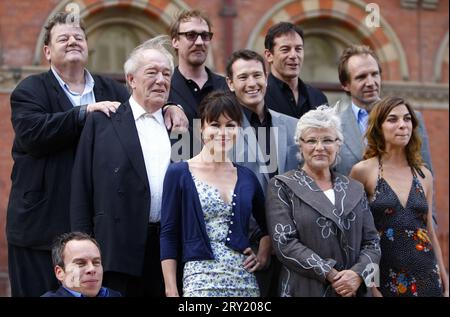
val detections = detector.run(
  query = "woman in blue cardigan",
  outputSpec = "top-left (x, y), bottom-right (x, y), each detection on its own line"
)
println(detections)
top-left (160, 91), bottom-right (269, 297)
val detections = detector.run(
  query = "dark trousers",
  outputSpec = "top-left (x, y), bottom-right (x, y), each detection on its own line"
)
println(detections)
top-left (103, 223), bottom-right (164, 297)
top-left (8, 244), bottom-right (59, 297)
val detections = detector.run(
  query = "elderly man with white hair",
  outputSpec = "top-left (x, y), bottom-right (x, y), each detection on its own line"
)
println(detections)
top-left (70, 36), bottom-right (177, 297)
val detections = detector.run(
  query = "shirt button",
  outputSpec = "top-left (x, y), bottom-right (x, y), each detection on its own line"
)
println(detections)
top-left (232, 202), bottom-right (236, 206)
top-left (226, 238), bottom-right (230, 241)
top-left (231, 213), bottom-right (234, 216)
top-left (229, 230), bottom-right (232, 234)
top-left (230, 221), bottom-right (234, 225)
top-left (233, 194), bottom-right (237, 197)
top-left (194, 88), bottom-right (198, 92)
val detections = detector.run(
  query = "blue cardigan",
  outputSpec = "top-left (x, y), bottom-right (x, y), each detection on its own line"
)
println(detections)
top-left (160, 161), bottom-right (267, 263)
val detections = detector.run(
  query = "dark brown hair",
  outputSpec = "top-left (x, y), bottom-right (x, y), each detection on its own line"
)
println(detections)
top-left (264, 22), bottom-right (304, 53)
top-left (198, 90), bottom-right (242, 127)
top-left (363, 96), bottom-right (423, 170)
top-left (226, 49), bottom-right (266, 78)
top-left (338, 44), bottom-right (381, 87)
top-left (44, 12), bottom-right (86, 45)
top-left (51, 232), bottom-right (100, 269)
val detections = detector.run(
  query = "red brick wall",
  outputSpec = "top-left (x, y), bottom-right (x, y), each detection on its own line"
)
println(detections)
top-left (370, 0), bottom-right (449, 82)
top-left (0, 0), bottom-right (59, 66)
top-left (422, 109), bottom-right (449, 270)
top-left (0, 0), bottom-right (448, 297)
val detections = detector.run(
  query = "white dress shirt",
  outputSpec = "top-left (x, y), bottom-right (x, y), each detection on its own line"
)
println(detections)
top-left (129, 96), bottom-right (171, 223)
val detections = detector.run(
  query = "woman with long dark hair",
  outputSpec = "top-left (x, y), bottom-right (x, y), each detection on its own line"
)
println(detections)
top-left (350, 96), bottom-right (448, 297)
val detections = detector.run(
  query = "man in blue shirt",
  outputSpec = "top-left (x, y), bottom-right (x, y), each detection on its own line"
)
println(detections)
top-left (42, 232), bottom-right (121, 297)
top-left (333, 44), bottom-right (432, 176)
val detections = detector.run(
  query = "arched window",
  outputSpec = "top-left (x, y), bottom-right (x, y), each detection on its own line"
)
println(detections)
top-left (82, 6), bottom-right (171, 77)
top-left (302, 36), bottom-right (341, 84)
top-left (88, 25), bottom-right (140, 74)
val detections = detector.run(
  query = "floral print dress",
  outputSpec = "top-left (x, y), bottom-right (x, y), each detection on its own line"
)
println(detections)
top-left (182, 175), bottom-right (260, 297)
top-left (369, 160), bottom-right (442, 297)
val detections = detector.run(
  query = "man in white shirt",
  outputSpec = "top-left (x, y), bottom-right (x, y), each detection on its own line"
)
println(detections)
top-left (7, 12), bottom-right (186, 297)
top-left (70, 36), bottom-right (175, 296)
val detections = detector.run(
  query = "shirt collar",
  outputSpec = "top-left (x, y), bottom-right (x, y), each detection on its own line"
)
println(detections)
top-left (62, 286), bottom-right (109, 297)
top-left (269, 73), bottom-right (288, 90)
top-left (62, 286), bottom-right (82, 297)
top-left (178, 66), bottom-right (214, 86)
top-left (51, 66), bottom-right (95, 94)
top-left (351, 102), bottom-right (367, 121)
top-left (129, 96), bottom-right (165, 126)
top-left (242, 104), bottom-right (272, 126)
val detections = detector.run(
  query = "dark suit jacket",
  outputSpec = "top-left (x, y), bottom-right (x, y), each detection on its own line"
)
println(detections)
top-left (41, 286), bottom-right (121, 297)
top-left (7, 70), bottom-right (129, 249)
top-left (70, 101), bottom-right (171, 277)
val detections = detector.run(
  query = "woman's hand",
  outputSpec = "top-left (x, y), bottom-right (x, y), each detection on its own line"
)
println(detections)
top-left (332, 270), bottom-right (362, 297)
top-left (165, 287), bottom-right (180, 297)
top-left (443, 277), bottom-right (449, 297)
top-left (371, 287), bottom-right (383, 297)
top-left (242, 247), bottom-right (260, 272)
top-left (255, 236), bottom-right (272, 270)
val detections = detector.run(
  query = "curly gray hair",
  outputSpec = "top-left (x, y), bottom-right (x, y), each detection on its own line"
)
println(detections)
top-left (294, 105), bottom-right (344, 162)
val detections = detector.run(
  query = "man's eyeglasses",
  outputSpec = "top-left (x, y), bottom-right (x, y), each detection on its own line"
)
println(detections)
top-left (178, 31), bottom-right (213, 42)
top-left (300, 138), bottom-right (339, 147)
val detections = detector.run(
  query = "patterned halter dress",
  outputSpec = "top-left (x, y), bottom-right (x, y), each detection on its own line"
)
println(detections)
top-left (369, 159), bottom-right (442, 297)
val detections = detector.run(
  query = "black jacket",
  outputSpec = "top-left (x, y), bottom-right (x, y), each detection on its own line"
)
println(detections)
top-left (41, 286), bottom-right (121, 297)
top-left (7, 70), bottom-right (129, 249)
top-left (70, 101), bottom-right (174, 276)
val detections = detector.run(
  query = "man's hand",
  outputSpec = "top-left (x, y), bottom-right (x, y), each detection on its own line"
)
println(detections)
top-left (164, 105), bottom-right (188, 133)
top-left (87, 101), bottom-right (121, 117)
top-left (332, 270), bottom-right (362, 297)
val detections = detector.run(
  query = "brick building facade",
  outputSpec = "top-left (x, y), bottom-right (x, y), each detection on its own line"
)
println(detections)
top-left (0, 0), bottom-right (448, 296)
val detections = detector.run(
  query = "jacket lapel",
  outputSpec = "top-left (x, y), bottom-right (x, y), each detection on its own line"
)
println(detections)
top-left (236, 113), bottom-right (269, 184)
top-left (93, 75), bottom-right (106, 102)
top-left (341, 102), bottom-right (364, 159)
top-left (110, 101), bottom-right (149, 187)
top-left (270, 110), bottom-right (286, 174)
top-left (47, 70), bottom-right (75, 112)
top-left (275, 170), bottom-right (362, 233)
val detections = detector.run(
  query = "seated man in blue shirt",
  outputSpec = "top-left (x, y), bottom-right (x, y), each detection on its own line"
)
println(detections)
top-left (42, 232), bottom-right (121, 297)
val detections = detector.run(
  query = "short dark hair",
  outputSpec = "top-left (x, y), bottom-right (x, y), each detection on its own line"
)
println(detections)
top-left (364, 96), bottom-right (423, 170)
top-left (51, 232), bottom-right (100, 269)
top-left (338, 44), bottom-right (381, 86)
top-left (169, 9), bottom-right (212, 40)
top-left (264, 22), bottom-right (304, 53)
top-left (226, 49), bottom-right (266, 78)
top-left (44, 12), bottom-right (87, 46)
top-left (198, 91), bottom-right (243, 127)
